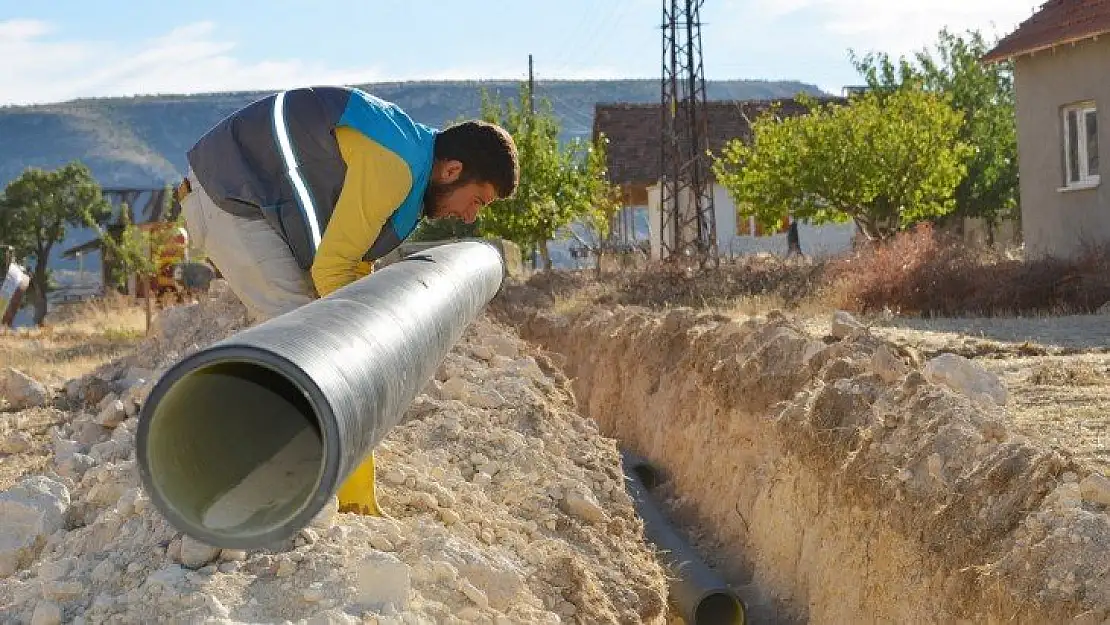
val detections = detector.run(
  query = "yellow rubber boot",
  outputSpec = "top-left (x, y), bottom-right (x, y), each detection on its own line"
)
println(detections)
top-left (337, 451), bottom-right (383, 516)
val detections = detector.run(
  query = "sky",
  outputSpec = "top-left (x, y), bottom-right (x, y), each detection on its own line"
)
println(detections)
top-left (0, 0), bottom-right (1046, 107)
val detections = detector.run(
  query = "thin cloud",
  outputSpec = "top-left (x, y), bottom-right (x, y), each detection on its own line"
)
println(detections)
top-left (747, 0), bottom-right (1043, 55)
top-left (0, 20), bottom-right (386, 106)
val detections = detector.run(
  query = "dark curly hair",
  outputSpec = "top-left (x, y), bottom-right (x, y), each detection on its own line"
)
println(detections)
top-left (433, 120), bottom-right (519, 198)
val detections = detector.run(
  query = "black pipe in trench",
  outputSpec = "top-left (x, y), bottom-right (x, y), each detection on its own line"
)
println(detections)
top-left (622, 450), bottom-right (746, 625)
top-left (136, 241), bottom-right (506, 550)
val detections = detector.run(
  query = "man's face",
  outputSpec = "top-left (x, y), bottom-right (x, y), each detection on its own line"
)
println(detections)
top-left (425, 159), bottom-right (498, 224)
top-left (427, 180), bottom-right (497, 224)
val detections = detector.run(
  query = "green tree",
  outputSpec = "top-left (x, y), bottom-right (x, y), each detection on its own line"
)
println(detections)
top-left (849, 28), bottom-right (1018, 228)
top-left (712, 89), bottom-right (971, 242)
top-left (475, 83), bottom-right (618, 269)
top-left (0, 162), bottom-right (111, 325)
top-left (410, 214), bottom-right (479, 242)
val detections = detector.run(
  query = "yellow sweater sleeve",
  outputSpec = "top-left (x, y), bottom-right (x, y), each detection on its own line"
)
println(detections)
top-left (310, 126), bottom-right (413, 297)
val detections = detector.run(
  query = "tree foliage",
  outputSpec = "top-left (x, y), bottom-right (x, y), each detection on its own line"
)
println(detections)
top-left (712, 89), bottom-right (971, 242)
top-left (849, 28), bottom-right (1018, 225)
top-left (0, 161), bottom-right (111, 325)
top-left (474, 83), bottom-right (619, 269)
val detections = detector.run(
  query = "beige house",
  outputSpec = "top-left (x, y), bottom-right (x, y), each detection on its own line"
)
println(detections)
top-left (983, 2), bottom-right (1110, 259)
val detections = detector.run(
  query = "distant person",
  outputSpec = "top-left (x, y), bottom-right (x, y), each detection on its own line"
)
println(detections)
top-left (174, 86), bottom-right (519, 518)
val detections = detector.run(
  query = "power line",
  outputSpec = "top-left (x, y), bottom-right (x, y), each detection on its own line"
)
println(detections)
top-left (659, 0), bottom-right (718, 267)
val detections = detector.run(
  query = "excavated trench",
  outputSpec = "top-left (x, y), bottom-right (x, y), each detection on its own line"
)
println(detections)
top-left (494, 287), bottom-right (1110, 625)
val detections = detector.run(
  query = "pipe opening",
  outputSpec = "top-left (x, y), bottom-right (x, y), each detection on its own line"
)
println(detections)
top-left (630, 462), bottom-right (662, 490)
top-left (695, 592), bottom-right (745, 625)
top-left (144, 360), bottom-right (324, 541)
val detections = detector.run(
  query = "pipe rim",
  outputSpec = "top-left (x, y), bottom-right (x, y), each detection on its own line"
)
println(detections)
top-left (136, 342), bottom-right (342, 550)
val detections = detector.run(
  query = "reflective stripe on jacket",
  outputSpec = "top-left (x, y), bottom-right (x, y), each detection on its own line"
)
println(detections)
top-left (186, 86), bottom-right (437, 281)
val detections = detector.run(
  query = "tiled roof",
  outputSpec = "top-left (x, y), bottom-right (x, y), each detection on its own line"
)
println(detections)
top-left (592, 98), bottom-right (841, 186)
top-left (982, 0), bottom-right (1110, 63)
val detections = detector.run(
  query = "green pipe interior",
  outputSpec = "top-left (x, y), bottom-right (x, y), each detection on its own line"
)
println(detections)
top-left (145, 360), bottom-right (324, 541)
top-left (696, 592), bottom-right (745, 625)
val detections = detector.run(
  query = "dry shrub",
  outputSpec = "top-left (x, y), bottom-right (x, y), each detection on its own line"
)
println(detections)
top-left (0, 292), bottom-right (148, 383)
top-left (523, 255), bottom-right (828, 314)
top-left (1027, 361), bottom-right (1106, 386)
top-left (827, 223), bottom-right (1110, 317)
top-left (603, 255), bottom-right (826, 309)
top-left (41, 291), bottom-right (147, 336)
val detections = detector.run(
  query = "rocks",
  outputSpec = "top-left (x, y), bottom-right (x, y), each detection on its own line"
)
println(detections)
top-left (1, 430), bottom-right (32, 454)
top-left (0, 476), bottom-right (70, 577)
top-left (923, 352), bottom-right (1009, 406)
top-left (870, 345), bottom-right (909, 383)
top-left (30, 601), bottom-right (62, 625)
top-left (95, 398), bottom-right (128, 427)
top-left (562, 489), bottom-right (609, 524)
top-left (355, 552), bottom-right (411, 611)
top-left (486, 335), bottom-right (521, 359)
top-left (179, 536), bottom-right (221, 569)
top-left (1080, 473), bottom-right (1110, 507)
top-left (831, 310), bottom-right (865, 339)
top-left (0, 312), bottom-right (668, 625)
top-left (0, 367), bottom-right (49, 412)
top-left (440, 377), bottom-right (470, 402)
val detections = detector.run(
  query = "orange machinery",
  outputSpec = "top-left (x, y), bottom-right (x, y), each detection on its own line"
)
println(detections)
top-left (133, 222), bottom-right (189, 300)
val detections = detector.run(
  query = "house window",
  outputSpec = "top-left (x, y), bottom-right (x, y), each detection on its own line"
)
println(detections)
top-left (1063, 102), bottom-right (1099, 187)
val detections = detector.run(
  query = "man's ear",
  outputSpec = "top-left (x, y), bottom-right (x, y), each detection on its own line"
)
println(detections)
top-left (436, 159), bottom-right (463, 184)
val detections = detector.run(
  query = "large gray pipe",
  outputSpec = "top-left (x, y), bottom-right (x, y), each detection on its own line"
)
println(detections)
top-left (136, 241), bottom-right (505, 550)
top-left (622, 450), bottom-right (746, 625)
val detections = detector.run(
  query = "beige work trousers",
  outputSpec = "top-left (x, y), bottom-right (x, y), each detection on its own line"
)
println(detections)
top-left (179, 169), bottom-right (317, 323)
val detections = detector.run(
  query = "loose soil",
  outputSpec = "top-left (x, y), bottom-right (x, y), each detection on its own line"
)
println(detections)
top-left (0, 282), bottom-right (669, 624)
top-left (859, 314), bottom-right (1110, 476)
top-left (494, 277), bottom-right (1110, 624)
top-left (4, 267), bottom-right (1110, 625)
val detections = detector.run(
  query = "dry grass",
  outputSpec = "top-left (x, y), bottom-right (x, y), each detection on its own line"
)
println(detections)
top-left (0, 293), bottom-right (148, 385)
top-left (527, 254), bottom-right (833, 318)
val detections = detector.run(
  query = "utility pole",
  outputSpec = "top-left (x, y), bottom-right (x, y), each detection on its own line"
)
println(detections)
top-left (659, 0), bottom-right (718, 268)
top-left (528, 53), bottom-right (539, 270)
top-left (528, 53), bottom-right (535, 116)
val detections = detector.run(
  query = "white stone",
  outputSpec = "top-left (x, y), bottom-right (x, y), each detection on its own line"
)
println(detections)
top-left (179, 536), bottom-right (220, 569)
top-left (562, 489), bottom-right (608, 524)
top-left (0, 431), bottom-right (32, 454)
top-left (30, 601), bottom-right (62, 625)
top-left (356, 551), bottom-right (411, 611)
top-left (923, 353), bottom-right (1008, 406)
top-left (0, 476), bottom-right (70, 577)
top-left (470, 389), bottom-right (506, 409)
top-left (470, 344), bottom-right (494, 361)
top-left (1079, 473), bottom-right (1110, 507)
top-left (870, 345), bottom-right (908, 383)
top-left (54, 453), bottom-right (96, 481)
top-left (441, 377), bottom-right (470, 402)
top-left (487, 335), bottom-right (520, 359)
top-left (0, 368), bottom-right (49, 411)
top-left (830, 310), bottom-right (865, 339)
top-left (95, 399), bottom-right (128, 428)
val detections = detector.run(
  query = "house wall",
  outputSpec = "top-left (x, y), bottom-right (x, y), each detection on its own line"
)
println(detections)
top-left (646, 183), bottom-right (856, 260)
top-left (1014, 36), bottom-right (1110, 259)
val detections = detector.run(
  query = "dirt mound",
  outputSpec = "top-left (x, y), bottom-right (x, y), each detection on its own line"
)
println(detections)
top-left (0, 284), bottom-right (668, 624)
top-left (508, 299), bottom-right (1110, 624)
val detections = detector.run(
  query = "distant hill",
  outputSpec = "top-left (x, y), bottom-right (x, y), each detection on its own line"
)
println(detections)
top-left (0, 78), bottom-right (825, 326)
top-left (0, 79), bottom-right (826, 190)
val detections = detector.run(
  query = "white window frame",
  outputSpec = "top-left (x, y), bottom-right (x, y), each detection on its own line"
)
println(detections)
top-left (1061, 101), bottom-right (1099, 190)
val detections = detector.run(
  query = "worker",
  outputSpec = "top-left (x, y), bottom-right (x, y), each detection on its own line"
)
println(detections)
top-left (174, 85), bottom-right (519, 517)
